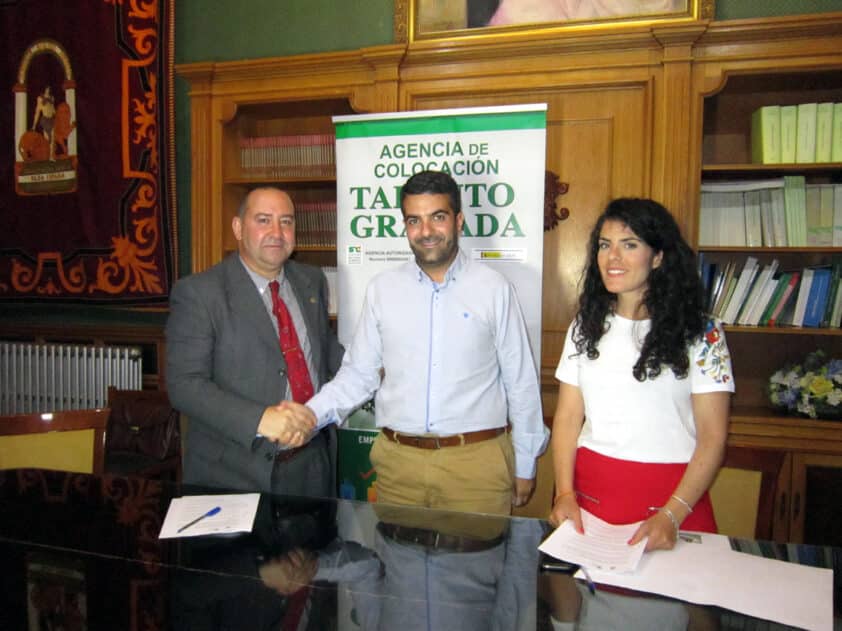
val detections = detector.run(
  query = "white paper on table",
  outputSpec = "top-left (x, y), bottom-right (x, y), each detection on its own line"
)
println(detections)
top-left (538, 509), bottom-right (647, 573)
top-left (583, 534), bottom-right (834, 631)
top-left (158, 493), bottom-right (260, 538)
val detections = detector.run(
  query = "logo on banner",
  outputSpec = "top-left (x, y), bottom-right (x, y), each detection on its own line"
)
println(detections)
top-left (14, 38), bottom-right (78, 196)
top-left (347, 245), bottom-right (363, 265)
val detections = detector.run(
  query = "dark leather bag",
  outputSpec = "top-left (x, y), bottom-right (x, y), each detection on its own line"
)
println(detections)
top-left (106, 390), bottom-right (180, 461)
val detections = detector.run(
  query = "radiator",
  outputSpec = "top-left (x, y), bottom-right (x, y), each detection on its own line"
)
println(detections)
top-left (0, 342), bottom-right (143, 415)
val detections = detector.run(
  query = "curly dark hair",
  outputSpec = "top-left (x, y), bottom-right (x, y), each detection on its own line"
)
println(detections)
top-left (573, 198), bottom-right (706, 381)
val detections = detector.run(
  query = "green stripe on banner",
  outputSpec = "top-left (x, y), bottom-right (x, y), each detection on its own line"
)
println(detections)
top-left (335, 111), bottom-right (546, 139)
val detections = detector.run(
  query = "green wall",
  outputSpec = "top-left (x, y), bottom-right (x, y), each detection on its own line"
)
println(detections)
top-left (176, 0), bottom-right (394, 62)
top-left (173, 0), bottom-right (842, 64)
top-left (716, 0), bottom-right (842, 21)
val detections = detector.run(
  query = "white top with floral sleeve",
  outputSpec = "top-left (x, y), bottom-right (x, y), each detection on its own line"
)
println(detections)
top-left (555, 313), bottom-right (734, 463)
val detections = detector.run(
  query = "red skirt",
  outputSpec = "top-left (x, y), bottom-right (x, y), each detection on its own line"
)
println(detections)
top-left (573, 447), bottom-right (717, 532)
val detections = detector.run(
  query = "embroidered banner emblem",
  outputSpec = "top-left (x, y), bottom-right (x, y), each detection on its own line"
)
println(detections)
top-left (14, 39), bottom-right (78, 196)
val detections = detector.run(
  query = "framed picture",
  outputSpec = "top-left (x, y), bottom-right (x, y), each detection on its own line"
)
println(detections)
top-left (395, 0), bottom-right (714, 44)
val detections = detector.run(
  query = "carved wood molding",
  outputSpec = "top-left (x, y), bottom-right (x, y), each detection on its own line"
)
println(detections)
top-left (393, 0), bottom-right (408, 44)
top-left (697, 11), bottom-right (842, 45)
top-left (543, 170), bottom-right (570, 232)
top-left (177, 45), bottom-right (406, 86)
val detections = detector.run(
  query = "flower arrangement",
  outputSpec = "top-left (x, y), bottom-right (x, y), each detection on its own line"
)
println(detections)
top-left (768, 350), bottom-right (842, 420)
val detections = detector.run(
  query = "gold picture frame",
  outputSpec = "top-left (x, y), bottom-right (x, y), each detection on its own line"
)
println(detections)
top-left (395, 0), bottom-right (714, 44)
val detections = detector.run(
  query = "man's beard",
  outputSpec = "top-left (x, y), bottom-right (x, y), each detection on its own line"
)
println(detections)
top-left (410, 234), bottom-right (458, 269)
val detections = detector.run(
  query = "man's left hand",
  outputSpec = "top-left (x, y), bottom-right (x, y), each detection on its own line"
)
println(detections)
top-left (512, 477), bottom-right (535, 508)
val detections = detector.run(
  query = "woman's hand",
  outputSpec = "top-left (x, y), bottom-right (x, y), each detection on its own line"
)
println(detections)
top-left (549, 492), bottom-right (584, 533)
top-left (628, 510), bottom-right (678, 552)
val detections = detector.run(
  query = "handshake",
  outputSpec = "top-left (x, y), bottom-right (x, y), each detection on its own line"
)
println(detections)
top-left (257, 401), bottom-right (318, 447)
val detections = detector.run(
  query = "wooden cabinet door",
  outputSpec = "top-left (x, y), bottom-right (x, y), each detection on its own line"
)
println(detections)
top-left (711, 446), bottom-right (792, 542)
top-left (790, 452), bottom-right (842, 546)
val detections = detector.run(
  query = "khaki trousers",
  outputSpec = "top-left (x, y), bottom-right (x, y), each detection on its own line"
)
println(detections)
top-left (369, 430), bottom-right (514, 516)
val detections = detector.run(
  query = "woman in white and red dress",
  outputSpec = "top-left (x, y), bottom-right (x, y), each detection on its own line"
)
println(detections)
top-left (549, 198), bottom-right (734, 552)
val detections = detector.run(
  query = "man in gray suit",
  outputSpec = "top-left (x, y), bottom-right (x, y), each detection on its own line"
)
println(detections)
top-left (166, 187), bottom-right (343, 496)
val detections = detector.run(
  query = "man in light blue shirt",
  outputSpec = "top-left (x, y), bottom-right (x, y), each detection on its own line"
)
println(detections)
top-left (307, 170), bottom-right (548, 514)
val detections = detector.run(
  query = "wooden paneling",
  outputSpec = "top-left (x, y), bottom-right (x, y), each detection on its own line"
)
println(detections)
top-left (178, 14), bottom-right (842, 534)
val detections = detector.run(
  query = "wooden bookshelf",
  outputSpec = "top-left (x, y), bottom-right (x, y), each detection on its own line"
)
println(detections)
top-left (690, 18), bottom-right (842, 542)
top-left (177, 45), bottom-right (404, 274)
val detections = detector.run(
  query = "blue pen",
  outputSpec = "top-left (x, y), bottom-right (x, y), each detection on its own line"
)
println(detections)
top-left (177, 506), bottom-right (221, 533)
top-left (579, 566), bottom-right (597, 595)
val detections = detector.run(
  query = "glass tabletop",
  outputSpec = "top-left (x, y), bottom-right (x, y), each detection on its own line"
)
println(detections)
top-left (0, 469), bottom-right (838, 630)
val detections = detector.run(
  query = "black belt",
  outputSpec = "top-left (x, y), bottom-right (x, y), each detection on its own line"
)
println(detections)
top-left (381, 426), bottom-right (505, 449)
top-left (376, 522), bottom-right (504, 553)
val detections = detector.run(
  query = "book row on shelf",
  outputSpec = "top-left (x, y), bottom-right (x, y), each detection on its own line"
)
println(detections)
top-left (238, 133), bottom-right (335, 176)
top-left (751, 102), bottom-right (842, 165)
top-left (700, 255), bottom-right (842, 329)
top-left (295, 201), bottom-right (336, 248)
top-left (699, 178), bottom-right (842, 248)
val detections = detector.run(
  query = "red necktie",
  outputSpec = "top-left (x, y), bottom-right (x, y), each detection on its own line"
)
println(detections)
top-left (269, 280), bottom-right (315, 403)
top-left (282, 584), bottom-right (311, 631)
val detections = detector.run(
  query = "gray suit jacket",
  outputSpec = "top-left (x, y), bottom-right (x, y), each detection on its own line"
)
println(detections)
top-left (166, 253), bottom-right (344, 493)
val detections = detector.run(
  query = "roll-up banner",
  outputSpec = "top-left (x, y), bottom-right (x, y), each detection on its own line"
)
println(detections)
top-left (332, 104), bottom-right (547, 370)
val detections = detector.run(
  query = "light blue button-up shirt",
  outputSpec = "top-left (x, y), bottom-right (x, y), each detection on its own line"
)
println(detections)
top-left (308, 249), bottom-right (548, 478)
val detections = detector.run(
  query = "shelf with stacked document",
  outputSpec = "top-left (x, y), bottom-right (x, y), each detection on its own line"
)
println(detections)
top-left (696, 65), bottom-right (842, 360)
top-left (698, 67), bottom-right (842, 332)
top-left (690, 18), bottom-right (842, 546)
top-left (698, 69), bottom-right (842, 335)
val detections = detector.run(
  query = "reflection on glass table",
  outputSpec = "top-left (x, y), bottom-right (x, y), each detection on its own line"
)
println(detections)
top-left (0, 468), bottom-right (838, 630)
